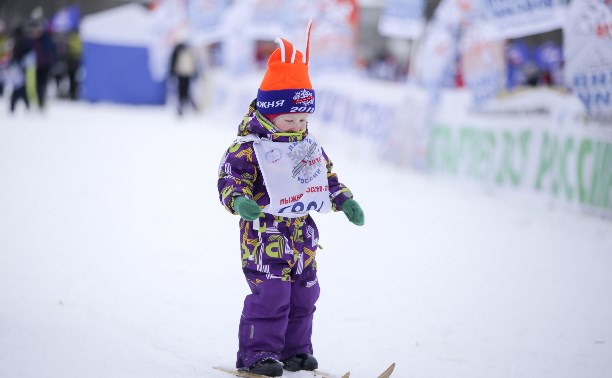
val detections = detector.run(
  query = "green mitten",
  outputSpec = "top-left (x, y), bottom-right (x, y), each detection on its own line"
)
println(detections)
top-left (342, 198), bottom-right (364, 226)
top-left (233, 196), bottom-right (262, 221)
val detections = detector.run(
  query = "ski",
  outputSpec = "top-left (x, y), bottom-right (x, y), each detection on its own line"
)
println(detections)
top-left (214, 363), bottom-right (390, 378)
top-left (376, 363), bottom-right (395, 378)
top-left (214, 366), bottom-right (270, 378)
top-left (316, 369), bottom-right (350, 378)
top-left (214, 366), bottom-right (349, 378)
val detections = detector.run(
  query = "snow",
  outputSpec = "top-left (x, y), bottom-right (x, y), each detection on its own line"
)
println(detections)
top-left (1, 101), bottom-right (612, 378)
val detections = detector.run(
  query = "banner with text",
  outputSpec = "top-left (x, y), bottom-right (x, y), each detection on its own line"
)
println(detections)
top-left (413, 0), bottom-right (479, 93)
top-left (378, 0), bottom-right (425, 39)
top-left (481, 0), bottom-right (566, 39)
top-left (564, 0), bottom-right (612, 126)
top-left (460, 22), bottom-right (506, 105)
top-left (428, 89), bottom-right (612, 218)
top-left (246, 0), bottom-right (358, 72)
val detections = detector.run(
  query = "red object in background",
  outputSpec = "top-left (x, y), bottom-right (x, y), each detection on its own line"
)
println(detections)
top-left (148, 0), bottom-right (161, 11)
top-left (455, 69), bottom-right (464, 88)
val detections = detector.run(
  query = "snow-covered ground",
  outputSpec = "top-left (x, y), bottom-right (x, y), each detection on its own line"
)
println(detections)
top-left (1, 100), bottom-right (611, 378)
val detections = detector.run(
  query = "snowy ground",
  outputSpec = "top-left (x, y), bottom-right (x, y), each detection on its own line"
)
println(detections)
top-left (1, 100), bottom-right (612, 378)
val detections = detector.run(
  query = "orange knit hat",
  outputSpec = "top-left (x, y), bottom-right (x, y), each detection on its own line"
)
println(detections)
top-left (256, 20), bottom-right (315, 115)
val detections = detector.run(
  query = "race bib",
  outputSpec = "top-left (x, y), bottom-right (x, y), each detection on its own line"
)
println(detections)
top-left (251, 135), bottom-right (332, 217)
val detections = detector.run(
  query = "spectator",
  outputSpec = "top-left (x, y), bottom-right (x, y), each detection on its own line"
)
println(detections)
top-left (65, 30), bottom-right (81, 100)
top-left (169, 42), bottom-right (199, 116)
top-left (26, 7), bottom-right (57, 110)
top-left (0, 19), bottom-right (9, 97)
top-left (53, 30), bottom-right (81, 100)
top-left (7, 26), bottom-right (35, 114)
top-left (51, 31), bottom-right (68, 98)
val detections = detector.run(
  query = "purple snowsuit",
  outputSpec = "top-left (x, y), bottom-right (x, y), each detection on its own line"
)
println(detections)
top-left (217, 102), bottom-right (354, 368)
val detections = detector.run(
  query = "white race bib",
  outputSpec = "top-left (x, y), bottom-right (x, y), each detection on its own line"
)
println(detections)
top-left (249, 135), bottom-right (332, 217)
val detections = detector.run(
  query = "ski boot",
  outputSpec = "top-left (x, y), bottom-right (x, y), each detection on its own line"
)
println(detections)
top-left (238, 358), bottom-right (284, 377)
top-left (282, 353), bottom-right (318, 372)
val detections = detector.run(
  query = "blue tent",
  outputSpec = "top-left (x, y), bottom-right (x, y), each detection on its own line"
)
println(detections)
top-left (81, 4), bottom-right (166, 105)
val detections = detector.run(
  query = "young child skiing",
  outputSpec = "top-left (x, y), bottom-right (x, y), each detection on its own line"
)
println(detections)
top-left (217, 21), bottom-right (364, 377)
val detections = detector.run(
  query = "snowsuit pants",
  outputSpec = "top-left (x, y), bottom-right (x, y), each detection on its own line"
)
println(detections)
top-left (236, 214), bottom-right (320, 369)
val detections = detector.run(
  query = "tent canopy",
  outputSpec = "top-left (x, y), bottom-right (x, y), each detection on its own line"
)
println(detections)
top-left (81, 4), bottom-right (166, 105)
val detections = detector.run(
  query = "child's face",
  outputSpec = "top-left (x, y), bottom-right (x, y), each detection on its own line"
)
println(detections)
top-left (273, 113), bottom-right (309, 132)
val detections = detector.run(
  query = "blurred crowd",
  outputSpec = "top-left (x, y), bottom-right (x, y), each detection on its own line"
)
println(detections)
top-left (0, 3), bottom-right (567, 115)
top-left (360, 36), bottom-right (564, 91)
top-left (0, 7), bottom-right (81, 114)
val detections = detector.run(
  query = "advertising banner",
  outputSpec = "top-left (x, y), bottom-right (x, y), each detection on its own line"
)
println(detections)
top-left (460, 22), bottom-right (506, 105)
top-left (564, 0), bottom-right (612, 125)
top-left (149, 0), bottom-right (189, 80)
top-left (413, 26), bottom-right (458, 90)
top-left (434, 0), bottom-right (481, 30)
top-left (292, 0), bottom-right (359, 72)
top-left (378, 0), bottom-right (425, 39)
top-left (481, 0), bottom-right (566, 39)
top-left (428, 89), bottom-right (612, 218)
top-left (245, 0), bottom-right (359, 72)
top-left (148, 0), bottom-right (227, 79)
top-left (188, 0), bottom-right (228, 42)
top-left (248, 0), bottom-right (290, 39)
top-left (413, 0), bottom-right (479, 93)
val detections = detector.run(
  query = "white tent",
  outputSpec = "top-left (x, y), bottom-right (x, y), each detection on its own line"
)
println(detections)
top-left (80, 4), bottom-right (167, 105)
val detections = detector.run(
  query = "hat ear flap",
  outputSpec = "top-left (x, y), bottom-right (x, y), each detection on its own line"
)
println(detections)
top-left (303, 19), bottom-right (312, 65)
top-left (275, 37), bottom-right (295, 63)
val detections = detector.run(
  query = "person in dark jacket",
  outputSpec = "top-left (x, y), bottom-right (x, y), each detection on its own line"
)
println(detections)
top-left (8, 25), bottom-right (34, 113)
top-left (26, 13), bottom-right (57, 110)
top-left (169, 42), bottom-right (199, 116)
top-left (0, 19), bottom-right (9, 97)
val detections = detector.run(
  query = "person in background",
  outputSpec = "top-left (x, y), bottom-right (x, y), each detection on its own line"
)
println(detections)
top-left (65, 30), bottom-right (81, 100)
top-left (169, 42), bottom-right (199, 116)
top-left (8, 26), bottom-right (35, 114)
top-left (51, 31), bottom-right (69, 98)
top-left (0, 19), bottom-right (9, 97)
top-left (217, 22), bottom-right (365, 376)
top-left (26, 7), bottom-right (57, 110)
top-left (52, 29), bottom-right (81, 100)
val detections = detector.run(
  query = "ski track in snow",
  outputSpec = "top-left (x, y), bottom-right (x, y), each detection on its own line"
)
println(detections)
top-left (1, 101), bottom-right (612, 378)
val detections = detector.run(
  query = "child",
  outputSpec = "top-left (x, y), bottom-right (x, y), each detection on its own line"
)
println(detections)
top-left (217, 22), bottom-right (364, 377)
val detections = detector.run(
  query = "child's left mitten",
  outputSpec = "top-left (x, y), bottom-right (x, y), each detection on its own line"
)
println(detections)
top-left (232, 196), bottom-right (262, 221)
top-left (342, 198), bottom-right (364, 226)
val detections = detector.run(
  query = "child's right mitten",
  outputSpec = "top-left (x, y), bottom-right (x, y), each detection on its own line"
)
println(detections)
top-left (232, 196), bottom-right (262, 221)
top-left (342, 198), bottom-right (365, 226)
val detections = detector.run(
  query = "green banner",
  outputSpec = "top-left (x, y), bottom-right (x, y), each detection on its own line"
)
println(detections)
top-left (428, 124), bottom-right (612, 216)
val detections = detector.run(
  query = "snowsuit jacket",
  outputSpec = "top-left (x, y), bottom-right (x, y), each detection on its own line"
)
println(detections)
top-left (217, 100), bottom-right (354, 218)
